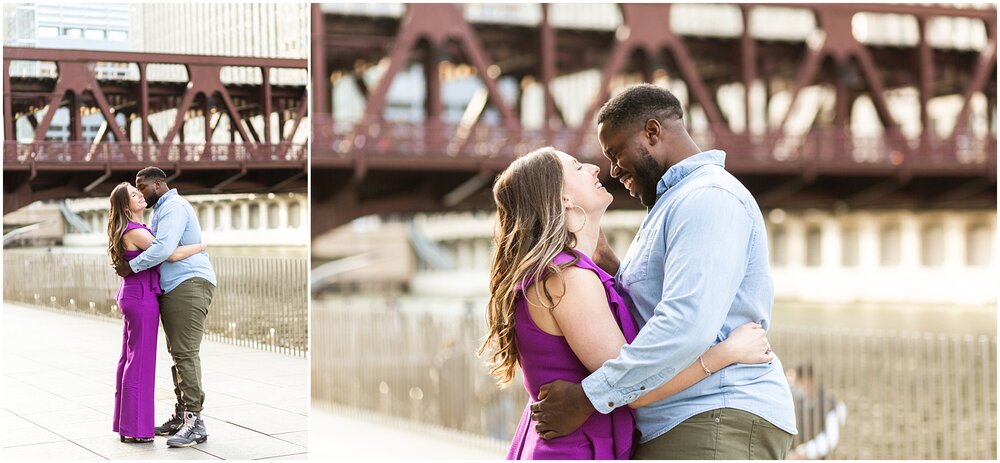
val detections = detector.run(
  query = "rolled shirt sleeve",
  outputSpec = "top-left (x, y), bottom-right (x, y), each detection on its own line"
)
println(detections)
top-left (129, 201), bottom-right (184, 273)
top-left (582, 186), bottom-right (753, 413)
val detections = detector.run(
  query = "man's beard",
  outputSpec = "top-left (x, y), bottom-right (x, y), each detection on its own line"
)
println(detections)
top-left (144, 192), bottom-right (160, 208)
top-left (633, 145), bottom-right (666, 208)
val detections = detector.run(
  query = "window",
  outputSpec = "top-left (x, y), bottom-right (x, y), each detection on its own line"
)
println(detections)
top-left (267, 203), bottom-right (280, 229)
top-left (966, 224), bottom-right (993, 267)
top-left (64, 28), bottom-right (82, 38)
top-left (770, 227), bottom-right (787, 267)
top-left (288, 202), bottom-right (301, 228)
top-left (214, 206), bottom-right (224, 231)
top-left (805, 226), bottom-right (822, 267)
top-left (84, 29), bottom-right (105, 40)
top-left (880, 224), bottom-right (901, 267)
top-left (107, 30), bottom-right (127, 41)
top-left (920, 224), bottom-right (944, 267)
top-left (198, 206), bottom-right (210, 230)
top-left (248, 204), bottom-right (260, 230)
top-left (231, 204), bottom-right (242, 230)
top-left (38, 26), bottom-right (59, 38)
top-left (841, 225), bottom-right (859, 267)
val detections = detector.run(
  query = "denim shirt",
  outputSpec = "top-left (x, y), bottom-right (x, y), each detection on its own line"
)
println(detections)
top-left (581, 150), bottom-right (797, 443)
top-left (129, 189), bottom-right (217, 294)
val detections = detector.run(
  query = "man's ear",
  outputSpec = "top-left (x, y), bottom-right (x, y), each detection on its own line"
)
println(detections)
top-left (644, 118), bottom-right (661, 146)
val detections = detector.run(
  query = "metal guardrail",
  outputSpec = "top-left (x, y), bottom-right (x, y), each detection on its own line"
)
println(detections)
top-left (3, 141), bottom-right (307, 164)
top-left (314, 121), bottom-right (996, 172)
top-left (311, 301), bottom-right (997, 459)
top-left (2, 251), bottom-right (308, 356)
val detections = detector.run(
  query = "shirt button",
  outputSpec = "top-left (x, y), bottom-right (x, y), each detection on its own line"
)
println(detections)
top-left (608, 402), bottom-right (615, 407)
top-left (639, 386), bottom-right (645, 390)
top-left (715, 418), bottom-right (721, 424)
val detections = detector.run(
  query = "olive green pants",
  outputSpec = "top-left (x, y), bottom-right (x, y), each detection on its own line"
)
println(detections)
top-left (634, 408), bottom-right (793, 460)
top-left (159, 277), bottom-right (215, 414)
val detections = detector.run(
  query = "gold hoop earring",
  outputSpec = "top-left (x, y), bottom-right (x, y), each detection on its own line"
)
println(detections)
top-left (568, 205), bottom-right (588, 234)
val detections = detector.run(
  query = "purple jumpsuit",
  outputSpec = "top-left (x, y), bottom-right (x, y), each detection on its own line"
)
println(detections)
top-left (507, 250), bottom-right (640, 460)
top-left (112, 221), bottom-right (162, 439)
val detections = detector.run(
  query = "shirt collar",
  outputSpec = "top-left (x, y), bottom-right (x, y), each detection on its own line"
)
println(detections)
top-left (655, 150), bottom-right (726, 199)
top-left (154, 188), bottom-right (178, 209)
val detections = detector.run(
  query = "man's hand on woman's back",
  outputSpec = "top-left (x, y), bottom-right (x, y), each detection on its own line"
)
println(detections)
top-left (114, 260), bottom-right (133, 278)
top-left (530, 380), bottom-right (595, 440)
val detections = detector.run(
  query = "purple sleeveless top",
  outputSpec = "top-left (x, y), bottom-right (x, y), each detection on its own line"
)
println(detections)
top-left (115, 221), bottom-right (162, 301)
top-left (507, 250), bottom-right (640, 460)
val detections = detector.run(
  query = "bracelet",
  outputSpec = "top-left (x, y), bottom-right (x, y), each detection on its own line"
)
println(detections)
top-left (698, 355), bottom-right (713, 376)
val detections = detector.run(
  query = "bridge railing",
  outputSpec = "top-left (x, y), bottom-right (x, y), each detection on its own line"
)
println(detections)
top-left (3, 141), bottom-right (307, 165)
top-left (312, 300), bottom-right (997, 459)
top-left (314, 120), bottom-right (996, 171)
top-left (2, 251), bottom-right (308, 356)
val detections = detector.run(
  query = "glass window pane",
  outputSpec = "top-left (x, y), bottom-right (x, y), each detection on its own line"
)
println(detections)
top-left (880, 224), bottom-right (901, 267)
top-left (268, 203), bottom-right (280, 229)
top-left (805, 226), bottom-right (822, 267)
top-left (770, 227), bottom-right (787, 267)
top-left (966, 224), bottom-right (993, 267)
top-left (249, 204), bottom-right (261, 229)
top-left (214, 206), bottom-right (224, 231)
top-left (288, 202), bottom-right (301, 228)
top-left (841, 225), bottom-right (859, 267)
top-left (921, 224), bottom-right (944, 267)
top-left (231, 205), bottom-right (242, 230)
top-left (38, 26), bottom-right (59, 38)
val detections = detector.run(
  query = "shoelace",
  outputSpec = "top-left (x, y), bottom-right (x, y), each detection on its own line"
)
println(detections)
top-left (175, 419), bottom-right (196, 438)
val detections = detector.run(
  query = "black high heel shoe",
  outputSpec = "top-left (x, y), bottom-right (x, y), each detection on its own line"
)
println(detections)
top-left (120, 435), bottom-right (154, 443)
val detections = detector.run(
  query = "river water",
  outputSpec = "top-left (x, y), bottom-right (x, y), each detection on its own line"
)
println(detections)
top-left (322, 293), bottom-right (996, 337)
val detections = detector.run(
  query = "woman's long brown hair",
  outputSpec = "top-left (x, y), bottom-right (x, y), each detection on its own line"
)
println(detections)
top-left (478, 147), bottom-right (579, 387)
top-left (107, 182), bottom-right (133, 269)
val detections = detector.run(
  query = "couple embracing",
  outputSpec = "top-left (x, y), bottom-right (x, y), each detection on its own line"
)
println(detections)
top-left (482, 84), bottom-right (798, 460)
top-left (106, 167), bottom-right (216, 447)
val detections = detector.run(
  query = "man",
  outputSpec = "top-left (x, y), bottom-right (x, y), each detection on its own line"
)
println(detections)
top-left (530, 84), bottom-right (797, 459)
top-left (786, 365), bottom-right (847, 459)
top-left (115, 166), bottom-right (217, 448)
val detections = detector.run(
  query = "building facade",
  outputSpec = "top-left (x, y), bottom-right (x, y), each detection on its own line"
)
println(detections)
top-left (318, 209), bottom-right (995, 307)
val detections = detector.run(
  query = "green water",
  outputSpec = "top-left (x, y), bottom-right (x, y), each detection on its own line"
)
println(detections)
top-left (319, 294), bottom-right (997, 337)
top-left (772, 300), bottom-right (996, 336)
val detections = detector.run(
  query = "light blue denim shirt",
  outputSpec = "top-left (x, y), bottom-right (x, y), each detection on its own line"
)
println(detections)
top-left (129, 189), bottom-right (217, 293)
top-left (581, 150), bottom-right (797, 443)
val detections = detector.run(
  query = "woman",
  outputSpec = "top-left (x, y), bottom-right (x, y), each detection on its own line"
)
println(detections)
top-left (480, 148), bottom-right (773, 459)
top-left (107, 182), bottom-right (206, 443)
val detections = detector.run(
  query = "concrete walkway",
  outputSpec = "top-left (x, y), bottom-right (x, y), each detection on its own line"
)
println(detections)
top-left (1, 303), bottom-right (307, 460)
top-left (311, 404), bottom-right (505, 460)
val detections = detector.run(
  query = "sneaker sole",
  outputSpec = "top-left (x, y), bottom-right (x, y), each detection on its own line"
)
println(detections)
top-left (155, 430), bottom-right (179, 436)
top-left (167, 436), bottom-right (207, 448)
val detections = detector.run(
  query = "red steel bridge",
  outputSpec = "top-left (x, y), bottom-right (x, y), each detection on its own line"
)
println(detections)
top-left (312, 3), bottom-right (996, 236)
top-left (3, 48), bottom-right (308, 214)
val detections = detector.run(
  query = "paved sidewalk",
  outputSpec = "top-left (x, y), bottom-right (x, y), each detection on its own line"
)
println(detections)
top-left (1, 303), bottom-right (308, 460)
top-left (311, 404), bottom-right (505, 460)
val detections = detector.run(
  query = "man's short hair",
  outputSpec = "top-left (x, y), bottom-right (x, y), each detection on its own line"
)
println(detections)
top-left (136, 166), bottom-right (167, 181)
top-left (597, 83), bottom-right (684, 133)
